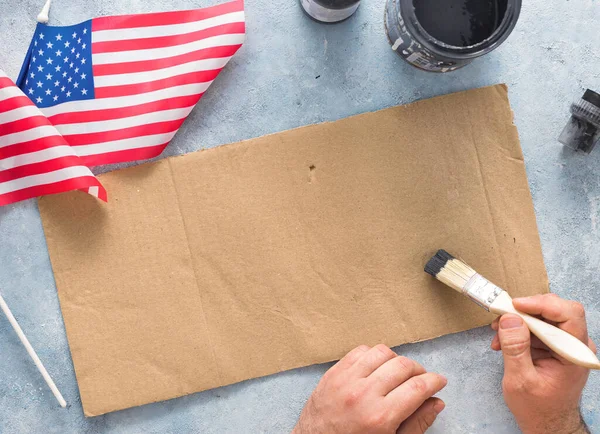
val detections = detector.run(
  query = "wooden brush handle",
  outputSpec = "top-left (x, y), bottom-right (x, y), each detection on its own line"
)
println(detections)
top-left (489, 291), bottom-right (600, 370)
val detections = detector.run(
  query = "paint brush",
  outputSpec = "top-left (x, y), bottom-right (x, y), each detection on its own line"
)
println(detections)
top-left (424, 249), bottom-right (600, 370)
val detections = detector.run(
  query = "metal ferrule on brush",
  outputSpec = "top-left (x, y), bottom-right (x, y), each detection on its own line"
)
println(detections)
top-left (462, 274), bottom-right (503, 311)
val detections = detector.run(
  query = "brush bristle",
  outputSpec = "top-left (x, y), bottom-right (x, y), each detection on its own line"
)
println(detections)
top-left (424, 250), bottom-right (477, 293)
top-left (424, 249), bottom-right (455, 276)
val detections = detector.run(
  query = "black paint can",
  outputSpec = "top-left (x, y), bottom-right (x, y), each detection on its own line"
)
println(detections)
top-left (384, 0), bottom-right (521, 72)
top-left (301, 0), bottom-right (360, 23)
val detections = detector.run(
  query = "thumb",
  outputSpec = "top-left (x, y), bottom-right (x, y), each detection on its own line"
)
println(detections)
top-left (498, 314), bottom-right (536, 379)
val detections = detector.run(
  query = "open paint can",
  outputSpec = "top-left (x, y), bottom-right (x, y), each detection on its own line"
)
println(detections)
top-left (301, 0), bottom-right (360, 23)
top-left (385, 0), bottom-right (521, 72)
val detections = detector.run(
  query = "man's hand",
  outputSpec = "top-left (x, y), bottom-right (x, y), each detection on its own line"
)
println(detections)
top-left (490, 294), bottom-right (595, 434)
top-left (292, 344), bottom-right (447, 434)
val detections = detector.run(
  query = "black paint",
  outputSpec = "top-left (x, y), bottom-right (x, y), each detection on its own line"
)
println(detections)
top-left (424, 250), bottom-right (454, 277)
top-left (413, 0), bottom-right (508, 47)
top-left (315, 0), bottom-right (358, 7)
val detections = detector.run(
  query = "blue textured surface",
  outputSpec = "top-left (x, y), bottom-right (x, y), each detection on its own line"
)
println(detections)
top-left (1, 0), bottom-right (599, 432)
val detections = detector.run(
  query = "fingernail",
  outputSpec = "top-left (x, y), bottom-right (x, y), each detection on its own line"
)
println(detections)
top-left (433, 401), bottom-right (445, 414)
top-left (512, 297), bottom-right (529, 303)
top-left (500, 316), bottom-right (523, 329)
top-left (439, 375), bottom-right (448, 386)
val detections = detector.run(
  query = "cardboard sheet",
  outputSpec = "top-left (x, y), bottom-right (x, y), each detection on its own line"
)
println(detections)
top-left (39, 84), bottom-right (549, 416)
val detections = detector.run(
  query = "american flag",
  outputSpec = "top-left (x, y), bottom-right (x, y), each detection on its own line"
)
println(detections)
top-left (15, 0), bottom-right (245, 168)
top-left (0, 71), bottom-right (105, 206)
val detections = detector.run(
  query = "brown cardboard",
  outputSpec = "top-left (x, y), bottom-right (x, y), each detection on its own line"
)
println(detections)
top-left (38, 84), bottom-right (549, 416)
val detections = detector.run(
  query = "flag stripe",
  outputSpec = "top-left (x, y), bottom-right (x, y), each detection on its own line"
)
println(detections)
top-left (0, 154), bottom-right (82, 182)
top-left (72, 131), bottom-right (176, 156)
top-left (92, 33), bottom-right (244, 65)
top-left (0, 135), bottom-right (65, 159)
top-left (91, 0), bottom-right (243, 31)
top-left (56, 105), bottom-right (194, 135)
top-left (94, 56), bottom-right (232, 87)
top-left (0, 165), bottom-right (99, 195)
top-left (42, 82), bottom-right (210, 117)
top-left (79, 143), bottom-right (169, 167)
top-left (2, 115), bottom-right (52, 136)
top-left (0, 96), bottom-right (37, 114)
top-left (0, 125), bottom-right (59, 148)
top-left (48, 93), bottom-right (201, 125)
top-left (0, 175), bottom-right (104, 206)
top-left (93, 44), bottom-right (241, 76)
top-left (94, 69), bottom-right (221, 98)
top-left (63, 118), bottom-right (185, 146)
top-left (92, 13), bottom-right (244, 47)
top-left (0, 86), bottom-right (25, 102)
top-left (0, 104), bottom-right (42, 124)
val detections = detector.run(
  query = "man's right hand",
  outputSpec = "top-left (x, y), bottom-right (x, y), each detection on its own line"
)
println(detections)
top-left (490, 294), bottom-right (595, 434)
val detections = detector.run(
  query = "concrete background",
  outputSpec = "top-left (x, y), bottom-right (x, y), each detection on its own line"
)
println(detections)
top-left (1, 0), bottom-right (599, 432)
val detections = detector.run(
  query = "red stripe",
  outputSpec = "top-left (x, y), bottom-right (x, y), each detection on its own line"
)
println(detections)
top-left (0, 77), bottom-right (16, 89)
top-left (0, 96), bottom-right (36, 113)
top-left (1, 115), bottom-right (51, 135)
top-left (0, 135), bottom-right (65, 159)
top-left (95, 69), bottom-right (221, 98)
top-left (0, 155), bottom-right (82, 183)
top-left (65, 118), bottom-right (184, 146)
top-left (80, 143), bottom-right (168, 167)
top-left (92, 22), bottom-right (244, 54)
top-left (49, 94), bottom-right (201, 125)
top-left (0, 176), bottom-right (106, 206)
top-left (93, 44), bottom-right (240, 76)
top-left (92, 0), bottom-right (243, 31)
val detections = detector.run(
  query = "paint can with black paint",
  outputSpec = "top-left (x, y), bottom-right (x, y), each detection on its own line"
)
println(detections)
top-left (300, 0), bottom-right (360, 23)
top-left (384, 0), bottom-right (521, 72)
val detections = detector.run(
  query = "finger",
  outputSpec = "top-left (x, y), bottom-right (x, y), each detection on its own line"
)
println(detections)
top-left (491, 317), bottom-right (500, 331)
top-left (497, 314), bottom-right (537, 381)
top-left (493, 333), bottom-right (549, 352)
top-left (327, 345), bottom-right (370, 376)
top-left (589, 338), bottom-right (597, 354)
top-left (512, 295), bottom-right (588, 342)
top-left (491, 333), bottom-right (500, 351)
top-left (396, 398), bottom-right (445, 434)
top-left (369, 356), bottom-right (427, 395)
top-left (385, 373), bottom-right (448, 425)
top-left (530, 335), bottom-right (550, 351)
top-left (530, 348), bottom-right (552, 360)
top-left (350, 344), bottom-right (397, 378)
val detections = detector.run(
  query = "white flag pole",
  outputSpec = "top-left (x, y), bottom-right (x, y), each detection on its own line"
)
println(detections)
top-left (0, 292), bottom-right (67, 408)
top-left (36, 0), bottom-right (52, 23)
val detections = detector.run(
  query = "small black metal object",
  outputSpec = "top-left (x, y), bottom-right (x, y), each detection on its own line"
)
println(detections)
top-left (559, 89), bottom-right (600, 154)
top-left (300, 0), bottom-right (360, 23)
